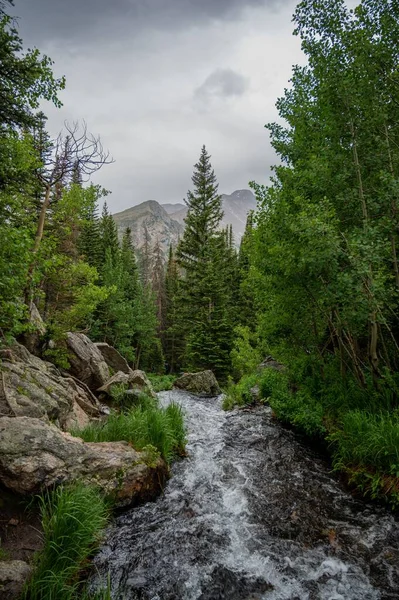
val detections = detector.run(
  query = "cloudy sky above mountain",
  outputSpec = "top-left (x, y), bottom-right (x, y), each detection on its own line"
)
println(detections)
top-left (14, 0), bottom-right (303, 211)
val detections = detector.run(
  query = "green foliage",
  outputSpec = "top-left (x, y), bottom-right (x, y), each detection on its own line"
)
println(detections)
top-left (237, 0), bottom-right (399, 505)
top-left (230, 326), bottom-right (261, 380)
top-left (71, 396), bottom-right (186, 463)
top-left (270, 388), bottom-right (326, 438)
top-left (176, 146), bottom-right (236, 379)
top-left (147, 373), bottom-right (177, 392)
top-left (222, 373), bottom-right (258, 410)
top-left (329, 411), bottom-right (399, 475)
top-left (163, 245), bottom-right (182, 373)
top-left (0, 13), bottom-right (65, 132)
top-left (23, 483), bottom-right (109, 600)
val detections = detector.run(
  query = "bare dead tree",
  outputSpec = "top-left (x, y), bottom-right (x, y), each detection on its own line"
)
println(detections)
top-left (25, 121), bottom-right (114, 303)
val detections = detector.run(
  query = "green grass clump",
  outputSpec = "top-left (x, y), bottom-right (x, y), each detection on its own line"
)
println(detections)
top-left (147, 374), bottom-right (177, 392)
top-left (329, 410), bottom-right (399, 474)
top-left (24, 483), bottom-right (110, 600)
top-left (71, 396), bottom-right (186, 463)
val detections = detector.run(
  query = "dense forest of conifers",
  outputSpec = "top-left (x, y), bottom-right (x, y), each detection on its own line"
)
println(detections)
top-left (2, 0), bottom-right (399, 505)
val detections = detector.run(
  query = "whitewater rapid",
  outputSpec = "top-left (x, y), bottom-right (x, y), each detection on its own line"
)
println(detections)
top-left (91, 391), bottom-right (399, 599)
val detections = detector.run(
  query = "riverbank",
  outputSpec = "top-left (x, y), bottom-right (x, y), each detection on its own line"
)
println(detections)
top-left (225, 367), bottom-right (399, 510)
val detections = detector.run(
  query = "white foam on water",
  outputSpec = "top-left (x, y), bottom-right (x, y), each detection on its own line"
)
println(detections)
top-left (91, 390), bottom-right (398, 600)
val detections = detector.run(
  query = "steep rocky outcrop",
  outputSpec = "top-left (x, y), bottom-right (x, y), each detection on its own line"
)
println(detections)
top-left (66, 332), bottom-right (110, 390)
top-left (0, 343), bottom-right (101, 430)
top-left (95, 342), bottom-right (132, 374)
top-left (174, 370), bottom-right (221, 397)
top-left (0, 417), bottom-right (167, 508)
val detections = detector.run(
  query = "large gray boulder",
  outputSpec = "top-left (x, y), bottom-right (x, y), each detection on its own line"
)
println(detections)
top-left (0, 343), bottom-right (101, 430)
top-left (174, 370), bottom-right (221, 397)
top-left (95, 342), bottom-right (132, 374)
top-left (0, 417), bottom-right (168, 508)
top-left (66, 332), bottom-right (110, 390)
top-left (97, 369), bottom-right (157, 400)
top-left (0, 560), bottom-right (31, 600)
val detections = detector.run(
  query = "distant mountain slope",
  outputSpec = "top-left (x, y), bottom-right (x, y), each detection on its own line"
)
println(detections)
top-left (162, 203), bottom-right (186, 215)
top-left (112, 190), bottom-right (256, 255)
top-left (112, 200), bottom-right (184, 255)
top-left (167, 189), bottom-right (256, 242)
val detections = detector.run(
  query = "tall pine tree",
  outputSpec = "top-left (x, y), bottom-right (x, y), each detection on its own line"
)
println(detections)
top-left (176, 146), bottom-right (233, 379)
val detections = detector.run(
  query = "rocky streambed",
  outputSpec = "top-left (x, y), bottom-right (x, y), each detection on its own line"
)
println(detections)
top-left (92, 391), bottom-right (399, 600)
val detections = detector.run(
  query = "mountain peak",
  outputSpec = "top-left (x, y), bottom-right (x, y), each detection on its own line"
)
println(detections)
top-left (112, 189), bottom-right (256, 255)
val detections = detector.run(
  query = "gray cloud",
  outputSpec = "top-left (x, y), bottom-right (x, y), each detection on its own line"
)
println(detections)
top-left (194, 69), bottom-right (249, 107)
top-left (10, 0), bottom-right (301, 210)
top-left (14, 0), bottom-right (284, 45)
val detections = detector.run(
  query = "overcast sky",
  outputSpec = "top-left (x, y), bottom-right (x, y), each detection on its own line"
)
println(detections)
top-left (13, 0), bottom-right (303, 212)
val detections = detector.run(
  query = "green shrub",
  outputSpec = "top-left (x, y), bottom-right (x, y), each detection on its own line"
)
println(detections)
top-left (147, 374), bottom-right (176, 392)
top-left (24, 483), bottom-right (109, 600)
top-left (258, 368), bottom-right (287, 400)
top-left (329, 410), bottom-right (399, 474)
top-left (269, 388), bottom-right (326, 438)
top-left (230, 326), bottom-right (261, 380)
top-left (71, 398), bottom-right (186, 463)
top-left (222, 373), bottom-right (259, 410)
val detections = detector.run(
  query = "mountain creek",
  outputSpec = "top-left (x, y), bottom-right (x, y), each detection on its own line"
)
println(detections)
top-left (90, 391), bottom-right (399, 600)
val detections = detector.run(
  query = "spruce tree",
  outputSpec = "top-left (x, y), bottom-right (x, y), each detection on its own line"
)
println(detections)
top-left (139, 224), bottom-right (152, 286)
top-left (176, 146), bottom-right (233, 379)
top-left (151, 238), bottom-right (166, 338)
top-left (121, 227), bottom-right (139, 301)
top-left (237, 211), bottom-right (256, 329)
top-left (79, 201), bottom-right (102, 270)
top-left (178, 145), bottom-right (223, 269)
top-left (164, 245), bottom-right (182, 373)
top-left (100, 202), bottom-right (119, 267)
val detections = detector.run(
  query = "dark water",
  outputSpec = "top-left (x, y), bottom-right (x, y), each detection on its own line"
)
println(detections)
top-left (91, 391), bottom-right (399, 599)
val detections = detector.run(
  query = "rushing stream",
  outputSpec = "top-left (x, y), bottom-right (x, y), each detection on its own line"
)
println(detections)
top-left (91, 391), bottom-right (399, 599)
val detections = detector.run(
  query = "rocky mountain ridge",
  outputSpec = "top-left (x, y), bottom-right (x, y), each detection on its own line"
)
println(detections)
top-left (112, 189), bottom-right (256, 255)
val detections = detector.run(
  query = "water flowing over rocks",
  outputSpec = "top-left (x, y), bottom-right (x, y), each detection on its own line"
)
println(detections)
top-left (92, 391), bottom-right (399, 600)
top-left (174, 370), bottom-right (221, 396)
top-left (0, 416), bottom-right (167, 507)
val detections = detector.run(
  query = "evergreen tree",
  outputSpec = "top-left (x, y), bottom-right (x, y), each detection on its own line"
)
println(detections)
top-left (164, 245), bottom-right (182, 373)
top-left (139, 224), bottom-right (152, 286)
top-left (237, 211), bottom-right (256, 329)
top-left (78, 201), bottom-right (102, 270)
top-left (100, 201), bottom-right (119, 267)
top-left (178, 145), bottom-right (223, 270)
top-left (121, 227), bottom-right (139, 301)
top-left (176, 146), bottom-right (233, 378)
top-left (151, 239), bottom-right (166, 338)
top-left (133, 283), bottom-right (164, 372)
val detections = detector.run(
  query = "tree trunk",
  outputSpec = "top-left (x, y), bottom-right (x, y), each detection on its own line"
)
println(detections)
top-left (24, 184), bottom-right (52, 305)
